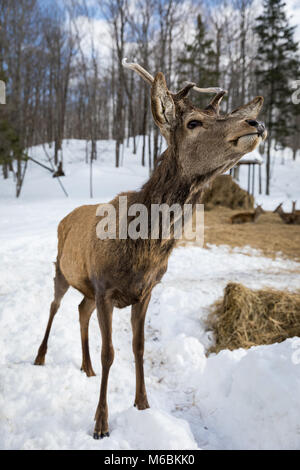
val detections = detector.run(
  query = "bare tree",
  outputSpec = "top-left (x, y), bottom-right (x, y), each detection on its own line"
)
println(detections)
top-left (42, 9), bottom-right (75, 169)
top-left (101, 0), bottom-right (129, 167)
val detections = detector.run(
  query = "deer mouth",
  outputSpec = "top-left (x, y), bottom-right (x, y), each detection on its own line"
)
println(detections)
top-left (231, 131), bottom-right (266, 146)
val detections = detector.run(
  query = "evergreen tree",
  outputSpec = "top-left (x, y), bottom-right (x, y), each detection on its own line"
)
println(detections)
top-left (177, 14), bottom-right (220, 109)
top-left (0, 119), bottom-right (23, 179)
top-left (254, 0), bottom-right (299, 194)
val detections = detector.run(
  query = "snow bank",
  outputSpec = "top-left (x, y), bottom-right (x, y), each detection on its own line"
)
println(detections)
top-left (0, 363), bottom-right (197, 451)
top-left (199, 340), bottom-right (300, 450)
top-left (112, 408), bottom-right (198, 450)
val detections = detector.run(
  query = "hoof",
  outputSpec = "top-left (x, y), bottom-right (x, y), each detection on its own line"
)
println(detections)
top-left (93, 431), bottom-right (110, 440)
top-left (34, 356), bottom-right (45, 366)
top-left (134, 399), bottom-right (150, 410)
top-left (81, 367), bottom-right (96, 377)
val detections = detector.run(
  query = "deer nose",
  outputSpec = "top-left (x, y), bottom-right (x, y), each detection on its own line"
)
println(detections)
top-left (246, 119), bottom-right (258, 127)
top-left (246, 119), bottom-right (265, 136)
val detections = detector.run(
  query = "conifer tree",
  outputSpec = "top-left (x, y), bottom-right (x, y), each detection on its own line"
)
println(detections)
top-left (254, 0), bottom-right (299, 194)
top-left (177, 14), bottom-right (220, 108)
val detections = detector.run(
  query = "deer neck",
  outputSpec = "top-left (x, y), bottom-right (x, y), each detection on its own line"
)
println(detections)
top-left (138, 146), bottom-right (207, 210)
top-left (121, 146), bottom-right (214, 251)
top-left (278, 209), bottom-right (288, 221)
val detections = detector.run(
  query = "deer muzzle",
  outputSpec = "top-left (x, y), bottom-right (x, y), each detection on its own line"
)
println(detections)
top-left (246, 119), bottom-right (266, 137)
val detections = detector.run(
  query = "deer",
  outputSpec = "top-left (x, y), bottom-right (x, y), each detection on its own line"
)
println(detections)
top-left (292, 201), bottom-right (300, 224)
top-left (231, 204), bottom-right (265, 224)
top-left (273, 202), bottom-right (297, 224)
top-left (34, 59), bottom-right (267, 439)
top-left (292, 201), bottom-right (300, 215)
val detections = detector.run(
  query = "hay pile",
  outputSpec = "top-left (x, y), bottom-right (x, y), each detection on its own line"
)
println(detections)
top-left (202, 175), bottom-right (254, 210)
top-left (207, 282), bottom-right (300, 353)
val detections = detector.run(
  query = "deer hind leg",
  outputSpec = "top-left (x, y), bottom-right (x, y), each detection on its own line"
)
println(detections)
top-left (131, 293), bottom-right (151, 410)
top-left (34, 262), bottom-right (69, 366)
top-left (93, 295), bottom-right (114, 439)
top-left (79, 296), bottom-right (96, 377)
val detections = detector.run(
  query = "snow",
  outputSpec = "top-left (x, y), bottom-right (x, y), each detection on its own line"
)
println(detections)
top-left (240, 150), bottom-right (263, 163)
top-left (0, 139), bottom-right (300, 450)
top-left (237, 145), bottom-right (300, 212)
top-left (198, 340), bottom-right (300, 450)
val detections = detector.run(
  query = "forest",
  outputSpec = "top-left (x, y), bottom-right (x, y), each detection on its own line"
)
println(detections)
top-left (0, 0), bottom-right (299, 196)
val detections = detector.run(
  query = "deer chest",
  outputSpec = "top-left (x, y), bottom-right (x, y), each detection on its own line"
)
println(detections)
top-left (107, 262), bottom-right (168, 308)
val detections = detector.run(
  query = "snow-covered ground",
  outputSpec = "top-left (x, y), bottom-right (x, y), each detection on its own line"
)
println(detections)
top-left (0, 139), bottom-right (300, 450)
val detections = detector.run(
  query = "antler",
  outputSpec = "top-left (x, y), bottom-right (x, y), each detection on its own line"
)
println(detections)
top-left (122, 58), bottom-right (154, 85)
top-left (122, 58), bottom-right (225, 94)
top-left (122, 58), bottom-right (226, 114)
top-left (183, 81), bottom-right (227, 114)
top-left (183, 81), bottom-right (225, 94)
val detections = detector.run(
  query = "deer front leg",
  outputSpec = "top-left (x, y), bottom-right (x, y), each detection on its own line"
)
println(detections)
top-left (131, 293), bottom-right (151, 410)
top-left (78, 296), bottom-right (96, 377)
top-left (93, 296), bottom-right (114, 439)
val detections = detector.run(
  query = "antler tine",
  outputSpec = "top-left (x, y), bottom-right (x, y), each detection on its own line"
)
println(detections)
top-left (194, 85), bottom-right (226, 93)
top-left (122, 58), bottom-right (154, 85)
top-left (184, 81), bottom-right (226, 94)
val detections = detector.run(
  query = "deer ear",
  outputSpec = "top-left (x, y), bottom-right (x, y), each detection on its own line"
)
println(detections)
top-left (230, 96), bottom-right (264, 119)
top-left (151, 72), bottom-right (175, 138)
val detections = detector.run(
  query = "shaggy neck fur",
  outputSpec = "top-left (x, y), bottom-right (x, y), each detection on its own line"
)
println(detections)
top-left (120, 145), bottom-right (219, 255)
top-left (138, 145), bottom-right (208, 210)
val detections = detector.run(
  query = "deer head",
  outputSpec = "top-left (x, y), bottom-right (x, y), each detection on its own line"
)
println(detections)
top-left (255, 204), bottom-right (265, 215)
top-left (274, 202), bottom-right (283, 213)
top-left (123, 59), bottom-right (267, 180)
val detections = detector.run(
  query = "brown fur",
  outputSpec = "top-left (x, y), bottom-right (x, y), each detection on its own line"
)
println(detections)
top-left (230, 204), bottom-right (265, 224)
top-left (34, 65), bottom-right (267, 439)
top-left (292, 201), bottom-right (300, 218)
top-left (273, 202), bottom-right (299, 225)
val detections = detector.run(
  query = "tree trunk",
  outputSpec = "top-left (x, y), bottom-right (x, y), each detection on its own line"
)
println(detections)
top-left (293, 148), bottom-right (297, 160)
top-left (115, 139), bottom-right (120, 168)
top-left (266, 136), bottom-right (271, 195)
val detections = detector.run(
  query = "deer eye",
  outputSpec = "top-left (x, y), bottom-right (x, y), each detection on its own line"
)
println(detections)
top-left (187, 120), bottom-right (203, 129)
